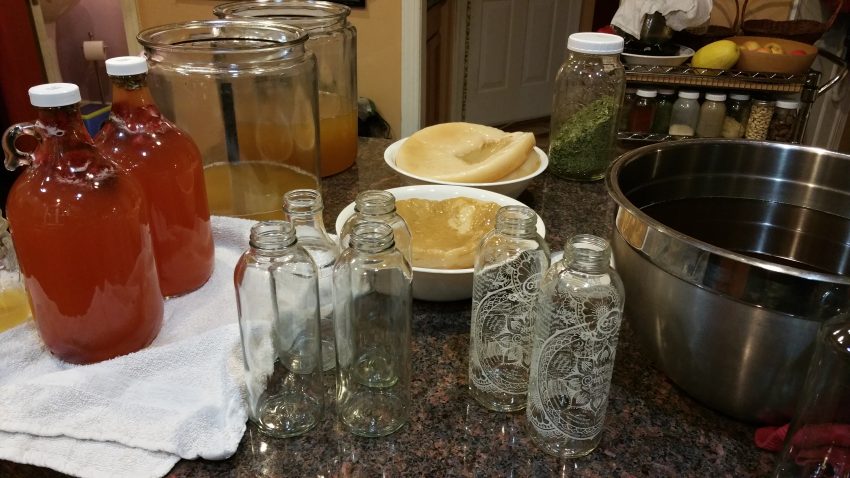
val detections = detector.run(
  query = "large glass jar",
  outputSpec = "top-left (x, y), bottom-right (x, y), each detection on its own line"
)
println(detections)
top-left (138, 20), bottom-right (320, 221)
top-left (2, 83), bottom-right (163, 364)
top-left (97, 56), bottom-right (215, 298)
top-left (0, 210), bottom-right (29, 332)
top-left (215, 1), bottom-right (358, 177)
top-left (548, 32), bottom-right (625, 181)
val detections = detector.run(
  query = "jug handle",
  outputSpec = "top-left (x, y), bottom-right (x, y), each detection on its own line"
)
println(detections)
top-left (2, 123), bottom-right (39, 171)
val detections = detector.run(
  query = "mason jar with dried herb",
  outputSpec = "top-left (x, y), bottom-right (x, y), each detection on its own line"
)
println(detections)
top-left (548, 32), bottom-right (625, 181)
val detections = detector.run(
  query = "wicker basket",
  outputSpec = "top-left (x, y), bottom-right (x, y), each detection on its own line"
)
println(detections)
top-left (741, 0), bottom-right (843, 44)
top-left (674, 0), bottom-right (740, 50)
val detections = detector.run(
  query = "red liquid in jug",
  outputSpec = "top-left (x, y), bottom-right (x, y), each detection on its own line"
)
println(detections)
top-left (97, 79), bottom-right (214, 297)
top-left (6, 106), bottom-right (163, 364)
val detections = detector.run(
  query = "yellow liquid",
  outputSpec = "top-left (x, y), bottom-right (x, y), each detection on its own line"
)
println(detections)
top-left (0, 287), bottom-right (31, 332)
top-left (204, 161), bottom-right (319, 221)
top-left (318, 93), bottom-right (358, 177)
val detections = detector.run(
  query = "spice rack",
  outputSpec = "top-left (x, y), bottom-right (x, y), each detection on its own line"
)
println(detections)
top-left (619, 48), bottom-right (847, 144)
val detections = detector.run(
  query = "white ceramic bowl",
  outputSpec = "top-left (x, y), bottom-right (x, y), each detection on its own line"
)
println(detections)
top-left (383, 138), bottom-right (548, 199)
top-left (621, 45), bottom-right (695, 66)
top-left (335, 185), bottom-right (546, 302)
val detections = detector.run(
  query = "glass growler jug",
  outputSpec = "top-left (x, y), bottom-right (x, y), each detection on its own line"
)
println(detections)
top-left (2, 83), bottom-right (163, 364)
top-left (215, 0), bottom-right (358, 177)
top-left (138, 20), bottom-right (320, 221)
top-left (97, 56), bottom-right (215, 297)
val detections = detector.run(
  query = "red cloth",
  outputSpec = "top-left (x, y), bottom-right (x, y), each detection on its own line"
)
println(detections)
top-left (756, 423), bottom-right (850, 475)
top-left (755, 423), bottom-right (789, 452)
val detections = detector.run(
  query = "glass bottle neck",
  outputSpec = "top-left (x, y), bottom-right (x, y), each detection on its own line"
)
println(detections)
top-left (355, 190), bottom-right (396, 216)
top-left (495, 205), bottom-right (537, 238)
top-left (283, 189), bottom-right (328, 232)
top-left (33, 104), bottom-right (97, 167)
top-left (109, 74), bottom-right (161, 123)
top-left (565, 234), bottom-right (611, 274)
top-left (249, 221), bottom-right (297, 256)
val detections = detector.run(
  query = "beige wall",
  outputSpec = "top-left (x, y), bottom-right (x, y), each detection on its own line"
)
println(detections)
top-left (134, 0), bottom-right (403, 137)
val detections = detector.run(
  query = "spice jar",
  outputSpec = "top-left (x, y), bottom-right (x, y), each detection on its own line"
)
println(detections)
top-left (627, 89), bottom-right (657, 133)
top-left (668, 90), bottom-right (700, 136)
top-left (745, 99), bottom-right (775, 141)
top-left (722, 93), bottom-right (750, 139)
top-left (138, 20), bottom-right (320, 221)
top-left (469, 206), bottom-right (550, 412)
top-left (696, 92), bottom-right (726, 138)
top-left (650, 88), bottom-right (676, 134)
top-left (768, 99), bottom-right (799, 143)
top-left (215, 1), bottom-right (358, 177)
top-left (548, 32), bottom-right (625, 181)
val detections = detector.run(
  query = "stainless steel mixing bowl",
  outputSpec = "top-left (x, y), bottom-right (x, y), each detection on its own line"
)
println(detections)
top-left (606, 139), bottom-right (850, 424)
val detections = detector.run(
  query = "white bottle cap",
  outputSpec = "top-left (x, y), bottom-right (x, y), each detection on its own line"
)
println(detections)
top-left (636, 89), bottom-right (657, 98)
top-left (705, 92), bottom-right (727, 102)
top-left (567, 32), bottom-right (624, 55)
top-left (105, 56), bottom-right (148, 76)
top-left (776, 100), bottom-right (799, 110)
top-left (678, 90), bottom-right (700, 100)
top-left (28, 83), bottom-right (81, 108)
top-left (659, 89), bottom-right (676, 95)
top-left (730, 93), bottom-right (750, 101)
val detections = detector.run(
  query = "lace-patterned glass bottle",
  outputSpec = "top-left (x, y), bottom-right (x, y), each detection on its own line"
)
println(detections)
top-left (283, 189), bottom-right (339, 372)
top-left (469, 205), bottom-right (550, 412)
top-left (526, 234), bottom-right (624, 457)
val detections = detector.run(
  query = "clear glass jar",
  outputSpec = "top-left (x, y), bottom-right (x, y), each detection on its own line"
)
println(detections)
top-left (138, 20), bottom-right (320, 221)
top-left (745, 99), bottom-right (775, 141)
top-left (722, 93), bottom-right (750, 139)
top-left (469, 206), bottom-right (550, 412)
top-left (668, 90), bottom-right (700, 136)
top-left (215, 1), bottom-right (358, 177)
top-left (768, 99), bottom-right (799, 143)
top-left (650, 88), bottom-right (675, 134)
top-left (283, 189), bottom-right (339, 372)
top-left (96, 56), bottom-right (215, 297)
top-left (548, 32), bottom-right (625, 181)
top-left (627, 89), bottom-right (656, 133)
top-left (338, 190), bottom-right (412, 263)
top-left (2, 83), bottom-right (163, 364)
top-left (0, 211), bottom-right (29, 332)
top-left (774, 314), bottom-right (850, 477)
top-left (526, 234), bottom-right (625, 458)
top-left (234, 220), bottom-right (324, 437)
top-left (333, 222), bottom-right (412, 437)
top-left (696, 92), bottom-right (727, 138)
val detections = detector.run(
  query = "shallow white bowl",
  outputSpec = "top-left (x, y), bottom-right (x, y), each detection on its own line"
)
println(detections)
top-left (621, 45), bottom-right (695, 66)
top-left (383, 138), bottom-right (549, 199)
top-left (335, 185), bottom-right (546, 302)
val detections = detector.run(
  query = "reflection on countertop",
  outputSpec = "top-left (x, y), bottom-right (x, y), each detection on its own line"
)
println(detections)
top-left (0, 138), bottom-right (776, 478)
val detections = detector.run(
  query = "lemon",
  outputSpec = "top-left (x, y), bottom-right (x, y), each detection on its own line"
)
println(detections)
top-left (691, 40), bottom-right (740, 70)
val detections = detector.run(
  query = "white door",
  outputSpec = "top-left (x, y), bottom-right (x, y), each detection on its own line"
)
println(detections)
top-left (463, 0), bottom-right (581, 125)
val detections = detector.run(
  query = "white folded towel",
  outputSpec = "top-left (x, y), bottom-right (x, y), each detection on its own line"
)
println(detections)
top-left (611, 0), bottom-right (713, 39)
top-left (0, 215), bottom-right (256, 478)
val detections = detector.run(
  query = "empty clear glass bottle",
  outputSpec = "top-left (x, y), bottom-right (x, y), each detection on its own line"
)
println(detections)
top-left (774, 313), bottom-right (850, 478)
top-left (333, 222), bottom-right (412, 437)
top-left (283, 189), bottom-right (339, 372)
top-left (338, 190), bottom-right (411, 262)
top-left (526, 234), bottom-right (625, 458)
top-left (469, 205), bottom-right (550, 412)
top-left (234, 221), bottom-right (324, 438)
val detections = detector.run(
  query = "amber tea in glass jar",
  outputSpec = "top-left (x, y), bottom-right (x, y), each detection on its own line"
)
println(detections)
top-left (138, 20), bottom-right (320, 221)
top-left (215, 1), bottom-right (358, 177)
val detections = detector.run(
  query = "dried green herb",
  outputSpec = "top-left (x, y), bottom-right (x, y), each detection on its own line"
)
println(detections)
top-left (549, 95), bottom-right (617, 181)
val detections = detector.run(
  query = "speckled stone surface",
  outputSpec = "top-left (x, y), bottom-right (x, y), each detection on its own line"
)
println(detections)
top-left (0, 138), bottom-right (776, 478)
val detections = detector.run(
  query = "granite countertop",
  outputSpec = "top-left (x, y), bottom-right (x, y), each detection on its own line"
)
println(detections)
top-left (1, 137), bottom-right (777, 477)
